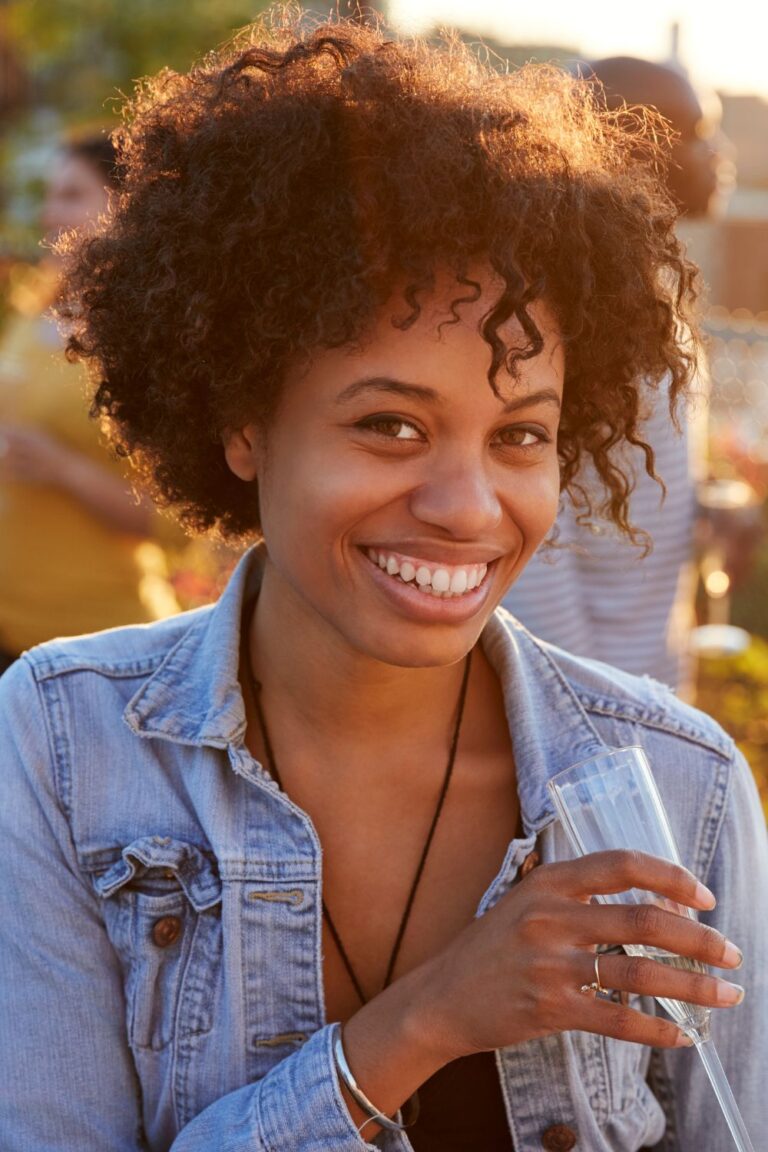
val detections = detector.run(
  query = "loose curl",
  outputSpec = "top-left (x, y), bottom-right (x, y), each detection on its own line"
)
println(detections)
top-left (60, 4), bottom-right (699, 540)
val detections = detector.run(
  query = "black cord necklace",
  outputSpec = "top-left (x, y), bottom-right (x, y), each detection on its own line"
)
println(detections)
top-left (250, 649), bottom-right (473, 1006)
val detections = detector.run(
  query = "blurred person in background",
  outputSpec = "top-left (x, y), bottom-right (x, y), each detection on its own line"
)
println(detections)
top-left (0, 134), bottom-right (179, 674)
top-left (503, 57), bottom-right (729, 695)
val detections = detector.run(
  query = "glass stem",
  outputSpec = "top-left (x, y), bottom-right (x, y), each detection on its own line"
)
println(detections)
top-left (694, 1036), bottom-right (756, 1152)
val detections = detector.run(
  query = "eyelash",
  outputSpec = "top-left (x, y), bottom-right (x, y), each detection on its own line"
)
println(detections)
top-left (354, 414), bottom-right (552, 451)
top-left (494, 425), bottom-right (552, 450)
top-left (356, 415), bottom-right (425, 442)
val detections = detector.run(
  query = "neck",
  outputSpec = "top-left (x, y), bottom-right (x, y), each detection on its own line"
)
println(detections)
top-left (248, 562), bottom-right (473, 753)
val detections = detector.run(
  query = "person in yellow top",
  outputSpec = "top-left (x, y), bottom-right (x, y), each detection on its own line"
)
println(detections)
top-left (0, 135), bottom-right (179, 670)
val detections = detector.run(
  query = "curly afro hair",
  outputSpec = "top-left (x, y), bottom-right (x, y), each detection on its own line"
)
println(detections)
top-left (60, 5), bottom-right (699, 541)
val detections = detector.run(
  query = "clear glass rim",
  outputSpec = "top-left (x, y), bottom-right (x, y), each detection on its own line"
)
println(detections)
top-left (546, 743), bottom-right (682, 868)
top-left (547, 745), bottom-right (648, 792)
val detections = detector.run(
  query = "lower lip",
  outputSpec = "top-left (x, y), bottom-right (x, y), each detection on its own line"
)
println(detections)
top-left (360, 550), bottom-right (497, 623)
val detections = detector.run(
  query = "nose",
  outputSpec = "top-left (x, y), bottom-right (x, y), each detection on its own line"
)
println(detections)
top-left (408, 448), bottom-right (504, 539)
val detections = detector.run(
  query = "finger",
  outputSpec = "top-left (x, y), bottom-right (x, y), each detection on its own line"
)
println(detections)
top-left (595, 951), bottom-right (745, 1008)
top-left (539, 850), bottom-right (715, 910)
top-left (574, 903), bottom-right (742, 970)
top-left (573, 994), bottom-right (694, 1049)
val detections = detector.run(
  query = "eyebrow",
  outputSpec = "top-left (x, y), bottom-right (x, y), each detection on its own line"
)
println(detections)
top-left (335, 375), bottom-right (561, 414)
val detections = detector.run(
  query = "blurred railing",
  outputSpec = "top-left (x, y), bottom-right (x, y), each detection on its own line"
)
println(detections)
top-left (706, 306), bottom-right (768, 492)
top-left (696, 306), bottom-right (768, 819)
top-left (688, 307), bottom-right (768, 651)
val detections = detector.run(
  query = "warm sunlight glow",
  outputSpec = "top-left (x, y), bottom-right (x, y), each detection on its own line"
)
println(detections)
top-left (704, 569), bottom-right (731, 599)
top-left (389, 1), bottom-right (768, 97)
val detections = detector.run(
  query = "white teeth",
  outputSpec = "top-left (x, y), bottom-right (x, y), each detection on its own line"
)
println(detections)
top-left (450, 569), bottom-right (468, 594)
top-left (431, 568), bottom-right (451, 593)
top-left (367, 549), bottom-right (491, 597)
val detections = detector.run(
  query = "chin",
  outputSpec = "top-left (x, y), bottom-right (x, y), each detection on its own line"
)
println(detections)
top-left (351, 619), bottom-right (486, 670)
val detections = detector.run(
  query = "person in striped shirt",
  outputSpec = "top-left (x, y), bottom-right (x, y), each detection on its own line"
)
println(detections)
top-left (503, 57), bottom-right (727, 694)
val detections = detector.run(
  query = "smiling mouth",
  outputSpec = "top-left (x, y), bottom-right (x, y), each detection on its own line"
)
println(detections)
top-left (365, 548), bottom-right (491, 598)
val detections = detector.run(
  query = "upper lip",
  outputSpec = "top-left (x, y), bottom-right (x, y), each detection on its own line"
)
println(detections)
top-left (361, 543), bottom-right (507, 566)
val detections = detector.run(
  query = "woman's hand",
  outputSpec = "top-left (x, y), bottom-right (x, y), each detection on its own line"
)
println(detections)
top-left (414, 849), bottom-right (743, 1063)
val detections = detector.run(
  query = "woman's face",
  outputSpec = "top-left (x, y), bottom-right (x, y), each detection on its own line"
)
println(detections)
top-left (229, 275), bottom-right (564, 669)
top-left (41, 153), bottom-right (110, 247)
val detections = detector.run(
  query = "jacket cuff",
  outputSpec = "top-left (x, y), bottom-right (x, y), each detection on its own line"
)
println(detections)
top-left (257, 1024), bottom-right (414, 1151)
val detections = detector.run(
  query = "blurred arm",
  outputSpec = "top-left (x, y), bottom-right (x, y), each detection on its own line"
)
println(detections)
top-left (0, 421), bottom-right (153, 535)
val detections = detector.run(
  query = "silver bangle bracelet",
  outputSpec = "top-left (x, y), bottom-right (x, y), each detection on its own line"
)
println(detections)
top-left (332, 1024), bottom-right (419, 1133)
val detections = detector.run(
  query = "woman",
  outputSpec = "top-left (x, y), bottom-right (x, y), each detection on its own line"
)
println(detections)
top-left (0, 136), bottom-right (178, 673)
top-left (0, 12), bottom-right (765, 1151)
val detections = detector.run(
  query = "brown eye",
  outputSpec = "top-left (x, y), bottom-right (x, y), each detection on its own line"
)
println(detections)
top-left (495, 426), bottom-right (547, 448)
top-left (359, 416), bottom-right (423, 441)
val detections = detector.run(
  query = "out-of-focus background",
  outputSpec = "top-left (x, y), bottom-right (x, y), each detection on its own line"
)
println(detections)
top-left (2, 1), bottom-right (768, 810)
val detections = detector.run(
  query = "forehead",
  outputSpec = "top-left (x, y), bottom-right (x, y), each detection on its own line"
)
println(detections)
top-left (639, 74), bottom-right (717, 142)
top-left (596, 63), bottom-right (709, 139)
top-left (48, 153), bottom-right (104, 192)
top-left (373, 264), bottom-right (557, 339)
top-left (282, 271), bottom-right (564, 410)
top-left (362, 273), bottom-right (562, 374)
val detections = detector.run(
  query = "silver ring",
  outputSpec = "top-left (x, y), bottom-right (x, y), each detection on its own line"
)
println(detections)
top-left (580, 952), bottom-right (609, 995)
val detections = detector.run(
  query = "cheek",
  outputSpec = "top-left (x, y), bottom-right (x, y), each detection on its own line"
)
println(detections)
top-left (278, 461), bottom-right (367, 530)
top-left (507, 459), bottom-right (562, 542)
top-left (258, 443), bottom-right (400, 559)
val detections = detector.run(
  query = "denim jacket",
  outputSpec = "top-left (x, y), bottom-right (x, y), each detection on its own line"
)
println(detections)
top-left (1, 547), bottom-right (766, 1152)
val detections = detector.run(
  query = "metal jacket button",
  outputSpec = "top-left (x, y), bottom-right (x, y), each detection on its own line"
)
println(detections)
top-left (541, 1123), bottom-right (578, 1150)
top-left (151, 915), bottom-right (182, 947)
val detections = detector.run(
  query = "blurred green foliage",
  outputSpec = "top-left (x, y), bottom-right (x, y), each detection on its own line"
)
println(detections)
top-left (730, 522), bottom-right (768, 640)
top-left (0, 0), bottom-right (273, 257)
top-left (696, 637), bottom-right (768, 820)
top-left (6, 0), bottom-right (271, 119)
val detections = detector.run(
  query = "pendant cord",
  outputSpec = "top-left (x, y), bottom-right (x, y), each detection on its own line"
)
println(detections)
top-left (249, 644), bottom-right (472, 1006)
top-left (380, 652), bottom-right (471, 991)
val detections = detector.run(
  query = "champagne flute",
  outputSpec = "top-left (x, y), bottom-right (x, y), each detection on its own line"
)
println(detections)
top-left (547, 746), bottom-right (755, 1152)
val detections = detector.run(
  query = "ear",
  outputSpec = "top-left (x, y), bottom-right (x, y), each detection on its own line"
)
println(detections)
top-left (222, 423), bottom-right (262, 482)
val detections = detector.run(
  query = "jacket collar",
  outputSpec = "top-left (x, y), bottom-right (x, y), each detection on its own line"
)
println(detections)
top-left (480, 610), bottom-right (607, 834)
top-left (125, 546), bottom-right (607, 828)
top-left (124, 547), bottom-right (264, 749)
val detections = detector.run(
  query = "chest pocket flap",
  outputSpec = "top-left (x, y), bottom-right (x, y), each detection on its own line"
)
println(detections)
top-left (94, 835), bottom-right (222, 910)
top-left (94, 836), bottom-right (222, 1051)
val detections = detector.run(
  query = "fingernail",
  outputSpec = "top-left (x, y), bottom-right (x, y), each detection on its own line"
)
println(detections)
top-left (717, 982), bottom-right (745, 1006)
top-left (695, 881), bottom-right (717, 909)
top-left (675, 1031), bottom-right (695, 1047)
top-left (723, 941), bottom-right (743, 968)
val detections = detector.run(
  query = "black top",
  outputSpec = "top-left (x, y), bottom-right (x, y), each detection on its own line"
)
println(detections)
top-left (408, 1051), bottom-right (514, 1150)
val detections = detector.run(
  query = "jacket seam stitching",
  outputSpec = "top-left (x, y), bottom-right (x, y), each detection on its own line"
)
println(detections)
top-left (580, 703), bottom-right (733, 759)
top-left (19, 655), bottom-right (96, 900)
top-left (701, 748), bottom-right (738, 889)
top-left (30, 658), bottom-right (168, 683)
